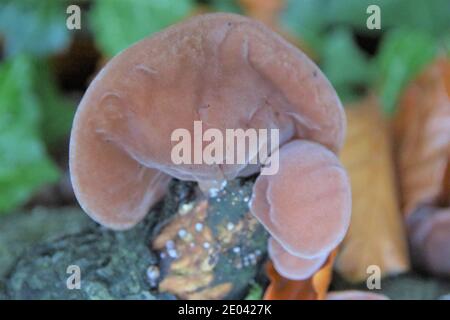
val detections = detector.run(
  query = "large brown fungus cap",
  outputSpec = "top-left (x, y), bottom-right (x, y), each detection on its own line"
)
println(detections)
top-left (70, 13), bottom-right (349, 276)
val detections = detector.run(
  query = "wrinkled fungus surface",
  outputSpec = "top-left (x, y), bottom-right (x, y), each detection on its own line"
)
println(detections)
top-left (70, 13), bottom-right (350, 279)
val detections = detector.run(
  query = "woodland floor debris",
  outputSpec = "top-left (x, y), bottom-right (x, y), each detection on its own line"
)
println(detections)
top-left (1, 180), bottom-right (449, 300)
top-left (1, 178), bottom-right (268, 300)
top-left (393, 57), bottom-right (450, 277)
top-left (336, 96), bottom-right (410, 282)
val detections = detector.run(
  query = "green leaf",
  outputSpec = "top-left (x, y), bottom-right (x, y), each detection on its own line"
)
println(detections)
top-left (209, 0), bottom-right (243, 14)
top-left (281, 0), bottom-right (450, 48)
top-left (89, 0), bottom-right (195, 57)
top-left (244, 282), bottom-right (263, 300)
top-left (321, 29), bottom-right (373, 103)
top-left (0, 56), bottom-right (60, 213)
top-left (280, 0), bottom-right (331, 53)
top-left (0, 0), bottom-right (71, 58)
top-left (280, 0), bottom-right (450, 61)
top-left (442, 34), bottom-right (450, 56)
top-left (376, 30), bottom-right (437, 115)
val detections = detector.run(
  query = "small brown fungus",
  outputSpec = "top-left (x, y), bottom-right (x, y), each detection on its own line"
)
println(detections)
top-left (69, 13), bottom-right (350, 279)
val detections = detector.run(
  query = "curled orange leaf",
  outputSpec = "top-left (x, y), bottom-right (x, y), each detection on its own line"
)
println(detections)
top-left (264, 250), bottom-right (336, 300)
top-left (239, 0), bottom-right (284, 28)
top-left (393, 57), bottom-right (450, 216)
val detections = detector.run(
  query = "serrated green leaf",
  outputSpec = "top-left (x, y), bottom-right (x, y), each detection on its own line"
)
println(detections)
top-left (0, 0), bottom-right (71, 58)
top-left (89, 0), bottom-right (195, 57)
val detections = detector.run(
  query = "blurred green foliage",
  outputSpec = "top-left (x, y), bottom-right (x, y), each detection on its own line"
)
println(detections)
top-left (281, 0), bottom-right (450, 112)
top-left (376, 30), bottom-right (438, 114)
top-left (0, 0), bottom-right (75, 213)
top-left (328, 0), bottom-right (450, 36)
top-left (0, 56), bottom-right (60, 212)
top-left (209, 0), bottom-right (243, 14)
top-left (0, 0), bottom-right (71, 57)
top-left (89, 0), bottom-right (195, 57)
top-left (244, 282), bottom-right (263, 300)
top-left (0, 0), bottom-right (449, 214)
top-left (321, 28), bottom-right (373, 102)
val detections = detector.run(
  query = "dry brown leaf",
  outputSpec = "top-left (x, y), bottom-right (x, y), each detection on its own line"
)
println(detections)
top-left (335, 96), bottom-right (410, 282)
top-left (263, 250), bottom-right (336, 300)
top-left (239, 0), bottom-right (284, 28)
top-left (393, 57), bottom-right (450, 216)
top-left (238, 0), bottom-right (316, 60)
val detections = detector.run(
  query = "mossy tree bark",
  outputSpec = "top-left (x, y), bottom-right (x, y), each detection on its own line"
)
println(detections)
top-left (2, 178), bottom-right (268, 300)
